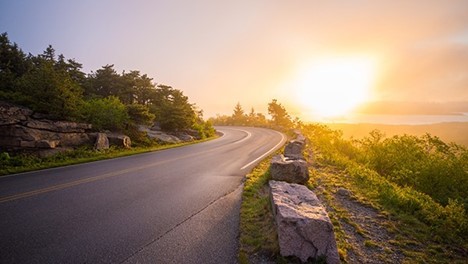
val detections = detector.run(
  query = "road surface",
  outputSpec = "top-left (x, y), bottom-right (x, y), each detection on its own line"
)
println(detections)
top-left (0, 126), bottom-right (285, 264)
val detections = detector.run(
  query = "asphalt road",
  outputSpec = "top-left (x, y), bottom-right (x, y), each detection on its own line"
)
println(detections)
top-left (0, 126), bottom-right (286, 264)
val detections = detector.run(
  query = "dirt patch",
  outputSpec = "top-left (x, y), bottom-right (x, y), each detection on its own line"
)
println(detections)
top-left (311, 168), bottom-right (405, 263)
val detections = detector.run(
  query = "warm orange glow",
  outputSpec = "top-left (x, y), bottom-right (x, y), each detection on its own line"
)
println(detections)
top-left (293, 56), bottom-right (378, 117)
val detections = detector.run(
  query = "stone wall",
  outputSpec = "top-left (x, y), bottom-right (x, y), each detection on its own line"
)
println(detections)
top-left (269, 131), bottom-right (340, 263)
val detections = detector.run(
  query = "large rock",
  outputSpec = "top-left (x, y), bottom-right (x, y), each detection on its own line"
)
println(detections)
top-left (270, 154), bottom-right (309, 184)
top-left (293, 129), bottom-right (307, 143)
top-left (93, 133), bottom-right (109, 150)
top-left (138, 125), bottom-right (183, 144)
top-left (108, 134), bottom-right (131, 148)
top-left (269, 180), bottom-right (340, 264)
top-left (284, 140), bottom-right (305, 160)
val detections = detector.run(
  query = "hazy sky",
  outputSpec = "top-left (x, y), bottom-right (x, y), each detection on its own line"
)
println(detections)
top-left (1, 1), bottom-right (467, 119)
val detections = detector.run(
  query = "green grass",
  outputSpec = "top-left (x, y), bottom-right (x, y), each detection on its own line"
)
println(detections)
top-left (238, 154), bottom-right (280, 264)
top-left (0, 137), bottom-right (215, 176)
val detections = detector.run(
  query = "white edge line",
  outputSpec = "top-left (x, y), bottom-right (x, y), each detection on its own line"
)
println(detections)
top-left (240, 131), bottom-right (286, 170)
top-left (233, 129), bottom-right (252, 144)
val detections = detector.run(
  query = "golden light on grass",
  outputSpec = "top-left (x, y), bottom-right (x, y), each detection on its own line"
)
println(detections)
top-left (293, 56), bottom-right (378, 117)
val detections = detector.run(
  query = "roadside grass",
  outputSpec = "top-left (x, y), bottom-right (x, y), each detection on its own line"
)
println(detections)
top-left (239, 149), bottom-right (322, 264)
top-left (238, 154), bottom-right (279, 264)
top-left (0, 137), bottom-right (215, 176)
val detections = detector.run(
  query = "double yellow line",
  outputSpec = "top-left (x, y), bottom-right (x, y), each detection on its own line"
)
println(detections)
top-left (0, 162), bottom-right (163, 204)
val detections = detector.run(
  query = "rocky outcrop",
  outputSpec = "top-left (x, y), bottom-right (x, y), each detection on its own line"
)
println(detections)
top-left (0, 101), bottom-right (94, 154)
top-left (270, 154), bottom-right (309, 184)
top-left (0, 101), bottom-right (131, 155)
top-left (269, 180), bottom-right (340, 264)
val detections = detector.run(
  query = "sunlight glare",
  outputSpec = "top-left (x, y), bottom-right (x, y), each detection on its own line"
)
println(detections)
top-left (294, 56), bottom-right (377, 117)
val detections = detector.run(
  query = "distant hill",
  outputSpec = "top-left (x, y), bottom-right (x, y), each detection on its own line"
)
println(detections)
top-left (325, 122), bottom-right (468, 146)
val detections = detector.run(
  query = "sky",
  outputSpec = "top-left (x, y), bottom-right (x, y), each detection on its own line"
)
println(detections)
top-left (1, 0), bottom-right (467, 120)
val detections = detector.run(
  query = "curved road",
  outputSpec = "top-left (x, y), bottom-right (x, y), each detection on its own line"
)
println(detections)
top-left (0, 126), bottom-right (285, 264)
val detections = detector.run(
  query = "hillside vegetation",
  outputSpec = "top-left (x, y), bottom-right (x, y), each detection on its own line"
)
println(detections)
top-left (0, 32), bottom-right (214, 141)
top-left (304, 124), bottom-right (467, 262)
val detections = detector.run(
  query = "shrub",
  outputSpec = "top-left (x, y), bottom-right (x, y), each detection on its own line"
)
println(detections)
top-left (81, 96), bottom-right (129, 131)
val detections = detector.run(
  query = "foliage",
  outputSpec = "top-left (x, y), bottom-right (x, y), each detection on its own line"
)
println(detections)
top-left (15, 57), bottom-right (84, 120)
top-left (0, 37), bottom-right (85, 120)
top-left (356, 132), bottom-right (468, 207)
top-left (81, 97), bottom-right (129, 131)
top-left (0, 33), bottom-right (32, 92)
top-left (126, 103), bottom-right (155, 127)
top-left (150, 85), bottom-right (196, 131)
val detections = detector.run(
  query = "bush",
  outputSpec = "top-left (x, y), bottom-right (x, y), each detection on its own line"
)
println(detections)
top-left (357, 133), bottom-right (468, 207)
top-left (81, 96), bottom-right (129, 131)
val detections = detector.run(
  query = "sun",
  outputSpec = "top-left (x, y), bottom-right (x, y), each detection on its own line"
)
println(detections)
top-left (294, 56), bottom-right (377, 117)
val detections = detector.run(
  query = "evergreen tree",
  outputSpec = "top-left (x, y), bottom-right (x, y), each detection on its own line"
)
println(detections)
top-left (0, 32), bottom-right (31, 93)
top-left (232, 102), bottom-right (246, 125)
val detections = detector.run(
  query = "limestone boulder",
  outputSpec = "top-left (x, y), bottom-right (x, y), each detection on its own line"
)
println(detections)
top-left (108, 134), bottom-right (131, 148)
top-left (270, 154), bottom-right (309, 184)
top-left (284, 140), bottom-right (305, 160)
top-left (269, 180), bottom-right (340, 264)
top-left (93, 133), bottom-right (109, 150)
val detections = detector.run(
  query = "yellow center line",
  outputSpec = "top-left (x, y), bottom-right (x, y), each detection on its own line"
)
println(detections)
top-left (0, 144), bottom-right (232, 204)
